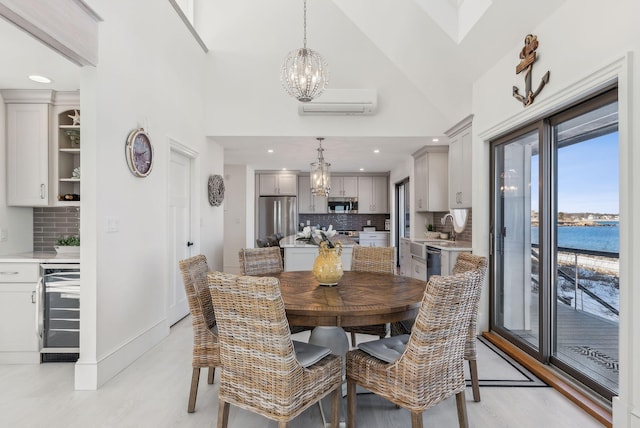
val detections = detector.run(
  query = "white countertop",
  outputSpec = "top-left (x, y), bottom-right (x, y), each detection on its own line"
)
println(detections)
top-left (413, 239), bottom-right (472, 251)
top-left (0, 251), bottom-right (80, 263)
top-left (280, 235), bottom-right (358, 248)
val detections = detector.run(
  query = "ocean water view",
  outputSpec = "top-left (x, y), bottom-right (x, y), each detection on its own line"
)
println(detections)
top-left (531, 221), bottom-right (619, 253)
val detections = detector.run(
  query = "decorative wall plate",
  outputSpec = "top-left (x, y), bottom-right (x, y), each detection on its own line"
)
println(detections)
top-left (208, 174), bottom-right (225, 206)
top-left (125, 128), bottom-right (153, 177)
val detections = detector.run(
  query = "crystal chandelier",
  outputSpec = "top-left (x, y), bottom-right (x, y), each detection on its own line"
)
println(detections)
top-left (280, 0), bottom-right (328, 102)
top-left (310, 137), bottom-right (331, 196)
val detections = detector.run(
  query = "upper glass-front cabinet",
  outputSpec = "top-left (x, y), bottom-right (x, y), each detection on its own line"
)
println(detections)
top-left (55, 102), bottom-right (81, 206)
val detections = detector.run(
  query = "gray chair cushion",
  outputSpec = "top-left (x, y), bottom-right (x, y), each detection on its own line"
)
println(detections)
top-left (293, 340), bottom-right (332, 368)
top-left (358, 334), bottom-right (410, 363)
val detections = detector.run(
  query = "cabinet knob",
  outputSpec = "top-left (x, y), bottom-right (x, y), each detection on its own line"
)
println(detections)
top-left (40, 184), bottom-right (46, 199)
top-left (187, 241), bottom-right (194, 247)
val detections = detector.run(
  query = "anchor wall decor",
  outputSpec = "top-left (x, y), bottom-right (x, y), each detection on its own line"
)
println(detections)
top-left (512, 34), bottom-right (550, 107)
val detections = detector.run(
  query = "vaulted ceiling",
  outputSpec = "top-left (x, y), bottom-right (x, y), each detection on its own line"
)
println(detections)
top-left (0, 0), bottom-right (566, 172)
top-left (202, 0), bottom-right (566, 172)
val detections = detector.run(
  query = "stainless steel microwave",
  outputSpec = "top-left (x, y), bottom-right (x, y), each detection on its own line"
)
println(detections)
top-left (327, 197), bottom-right (358, 213)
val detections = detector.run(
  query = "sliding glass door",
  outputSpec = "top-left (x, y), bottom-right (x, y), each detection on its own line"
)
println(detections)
top-left (550, 94), bottom-right (619, 394)
top-left (491, 89), bottom-right (619, 399)
top-left (493, 126), bottom-right (541, 353)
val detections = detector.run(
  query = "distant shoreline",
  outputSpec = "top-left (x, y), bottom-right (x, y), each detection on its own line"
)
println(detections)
top-left (531, 221), bottom-right (618, 227)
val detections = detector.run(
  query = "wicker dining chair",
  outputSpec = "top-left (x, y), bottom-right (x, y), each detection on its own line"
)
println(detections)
top-left (346, 264), bottom-right (486, 428)
top-left (239, 247), bottom-right (283, 275)
top-left (390, 252), bottom-right (488, 402)
top-left (208, 272), bottom-right (343, 428)
top-left (344, 245), bottom-right (395, 346)
top-left (450, 252), bottom-right (488, 402)
top-left (178, 254), bottom-right (221, 413)
top-left (239, 247), bottom-right (310, 334)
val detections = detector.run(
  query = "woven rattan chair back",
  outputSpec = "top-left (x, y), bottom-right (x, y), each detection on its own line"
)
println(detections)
top-left (350, 245), bottom-right (395, 274)
top-left (178, 255), bottom-right (221, 413)
top-left (346, 246), bottom-right (395, 345)
top-left (346, 264), bottom-right (486, 428)
top-left (239, 247), bottom-right (283, 275)
top-left (451, 252), bottom-right (488, 402)
top-left (239, 246), bottom-right (309, 335)
top-left (208, 272), bottom-right (342, 428)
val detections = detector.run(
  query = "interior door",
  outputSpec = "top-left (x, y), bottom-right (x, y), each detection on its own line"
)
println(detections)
top-left (168, 149), bottom-right (192, 325)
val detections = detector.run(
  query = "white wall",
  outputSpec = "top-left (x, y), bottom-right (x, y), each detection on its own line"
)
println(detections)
top-left (222, 163), bottom-right (255, 274)
top-left (471, 0), bottom-right (639, 425)
top-left (0, 95), bottom-right (35, 255)
top-left (201, 0), bottom-right (448, 139)
top-left (75, 0), bottom-right (223, 389)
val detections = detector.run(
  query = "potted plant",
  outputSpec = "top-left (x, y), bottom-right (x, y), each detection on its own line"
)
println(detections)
top-left (55, 235), bottom-right (80, 254)
top-left (425, 224), bottom-right (439, 239)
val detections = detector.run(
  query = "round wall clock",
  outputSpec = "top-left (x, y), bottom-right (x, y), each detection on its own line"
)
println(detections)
top-left (208, 174), bottom-right (225, 206)
top-left (125, 128), bottom-right (154, 177)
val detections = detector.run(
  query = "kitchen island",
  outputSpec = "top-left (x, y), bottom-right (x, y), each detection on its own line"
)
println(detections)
top-left (279, 234), bottom-right (358, 271)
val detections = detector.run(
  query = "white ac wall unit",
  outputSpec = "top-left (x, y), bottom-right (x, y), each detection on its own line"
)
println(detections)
top-left (298, 89), bottom-right (377, 116)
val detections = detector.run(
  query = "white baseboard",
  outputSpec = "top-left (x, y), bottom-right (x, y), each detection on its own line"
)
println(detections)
top-left (74, 319), bottom-right (169, 390)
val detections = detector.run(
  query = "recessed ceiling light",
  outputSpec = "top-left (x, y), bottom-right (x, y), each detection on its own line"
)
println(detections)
top-left (373, 149), bottom-right (380, 154)
top-left (359, 168), bottom-right (365, 171)
top-left (432, 138), bottom-right (439, 142)
top-left (267, 149), bottom-right (274, 153)
top-left (28, 75), bottom-right (52, 84)
top-left (282, 167), bottom-right (287, 171)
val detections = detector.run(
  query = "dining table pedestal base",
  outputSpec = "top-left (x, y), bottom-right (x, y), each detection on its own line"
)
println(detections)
top-left (308, 326), bottom-right (349, 379)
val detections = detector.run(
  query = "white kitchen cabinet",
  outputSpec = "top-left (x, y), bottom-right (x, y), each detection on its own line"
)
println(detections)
top-left (414, 150), bottom-right (448, 212)
top-left (414, 153), bottom-right (427, 211)
top-left (5, 100), bottom-right (51, 206)
top-left (399, 237), bottom-right (411, 276)
top-left (446, 115), bottom-right (473, 208)
top-left (332, 176), bottom-right (358, 197)
top-left (440, 249), bottom-right (470, 276)
top-left (297, 175), bottom-right (327, 213)
top-left (410, 255), bottom-right (426, 281)
top-left (259, 173), bottom-right (297, 196)
top-left (358, 176), bottom-right (388, 213)
top-left (0, 262), bottom-right (40, 363)
top-left (358, 232), bottom-right (390, 247)
top-left (3, 89), bottom-right (79, 207)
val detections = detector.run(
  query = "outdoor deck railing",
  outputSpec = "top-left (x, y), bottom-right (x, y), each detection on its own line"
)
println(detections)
top-left (531, 244), bottom-right (619, 319)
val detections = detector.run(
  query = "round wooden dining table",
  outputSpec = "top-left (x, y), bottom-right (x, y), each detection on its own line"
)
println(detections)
top-left (268, 270), bottom-right (428, 328)
top-left (263, 270), bottom-right (428, 372)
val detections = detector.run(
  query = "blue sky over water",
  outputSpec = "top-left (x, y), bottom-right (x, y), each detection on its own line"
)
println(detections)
top-left (531, 132), bottom-right (619, 214)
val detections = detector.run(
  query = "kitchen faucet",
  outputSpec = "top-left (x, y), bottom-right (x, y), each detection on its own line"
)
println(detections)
top-left (441, 213), bottom-right (456, 241)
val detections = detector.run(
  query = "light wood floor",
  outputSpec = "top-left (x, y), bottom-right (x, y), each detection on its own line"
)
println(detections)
top-left (0, 318), bottom-right (606, 428)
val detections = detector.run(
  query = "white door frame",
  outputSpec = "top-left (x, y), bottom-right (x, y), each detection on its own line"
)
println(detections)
top-left (168, 138), bottom-right (200, 325)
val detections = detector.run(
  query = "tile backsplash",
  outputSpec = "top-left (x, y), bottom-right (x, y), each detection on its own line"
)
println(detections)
top-left (298, 214), bottom-right (389, 233)
top-left (298, 211), bottom-right (472, 242)
top-left (431, 209), bottom-right (472, 242)
top-left (33, 207), bottom-right (80, 252)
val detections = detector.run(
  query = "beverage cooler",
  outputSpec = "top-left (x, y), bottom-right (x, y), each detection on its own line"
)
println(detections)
top-left (38, 264), bottom-right (80, 362)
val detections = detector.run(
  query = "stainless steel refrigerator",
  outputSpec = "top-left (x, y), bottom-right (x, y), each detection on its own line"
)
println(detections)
top-left (258, 196), bottom-right (297, 240)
